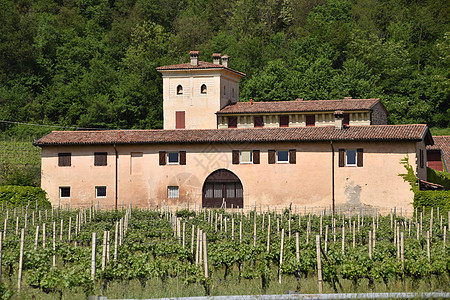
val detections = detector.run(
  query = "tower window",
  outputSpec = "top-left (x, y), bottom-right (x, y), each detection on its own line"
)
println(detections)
top-left (177, 85), bottom-right (183, 95)
top-left (232, 88), bottom-right (235, 98)
top-left (201, 84), bottom-right (207, 94)
top-left (224, 86), bottom-right (226, 95)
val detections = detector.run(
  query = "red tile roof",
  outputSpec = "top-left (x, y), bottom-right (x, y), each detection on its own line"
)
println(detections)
top-left (34, 124), bottom-right (431, 147)
top-left (427, 136), bottom-right (450, 171)
top-left (217, 99), bottom-right (382, 114)
top-left (156, 61), bottom-right (246, 76)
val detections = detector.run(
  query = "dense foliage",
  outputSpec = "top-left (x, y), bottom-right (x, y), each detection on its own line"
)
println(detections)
top-left (414, 191), bottom-right (450, 212)
top-left (0, 0), bottom-right (448, 132)
top-left (0, 185), bottom-right (50, 208)
top-left (427, 167), bottom-right (450, 190)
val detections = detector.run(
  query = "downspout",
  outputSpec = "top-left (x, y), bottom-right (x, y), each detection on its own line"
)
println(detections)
top-left (330, 141), bottom-right (335, 216)
top-left (113, 143), bottom-right (118, 211)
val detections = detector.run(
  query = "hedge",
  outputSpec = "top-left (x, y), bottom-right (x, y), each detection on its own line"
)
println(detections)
top-left (427, 167), bottom-right (450, 190)
top-left (0, 185), bottom-right (51, 209)
top-left (413, 190), bottom-right (450, 212)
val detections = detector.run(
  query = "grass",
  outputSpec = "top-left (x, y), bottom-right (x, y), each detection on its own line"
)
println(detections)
top-left (429, 127), bottom-right (450, 136)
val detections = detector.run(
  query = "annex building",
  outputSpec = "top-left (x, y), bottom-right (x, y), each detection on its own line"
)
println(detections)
top-left (34, 51), bottom-right (434, 212)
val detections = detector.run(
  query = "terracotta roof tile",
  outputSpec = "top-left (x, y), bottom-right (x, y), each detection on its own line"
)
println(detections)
top-left (156, 61), bottom-right (246, 76)
top-left (34, 124), bottom-right (430, 147)
top-left (217, 99), bottom-right (382, 114)
top-left (427, 136), bottom-right (450, 171)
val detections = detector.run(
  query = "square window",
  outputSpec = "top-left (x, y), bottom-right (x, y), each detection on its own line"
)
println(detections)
top-left (60, 187), bottom-right (70, 198)
top-left (240, 151), bottom-right (253, 164)
top-left (58, 153), bottom-right (71, 166)
top-left (228, 117), bottom-right (237, 128)
top-left (94, 152), bottom-right (107, 166)
top-left (96, 186), bottom-right (106, 198)
top-left (346, 150), bottom-right (357, 166)
top-left (254, 116), bottom-right (264, 127)
top-left (280, 115), bottom-right (289, 127)
top-left (277, 150), bottom-right (289, 163)
top-left (167, 152), bottom-right (179, 164)
top-left (168, 186), bottom-right (179, 198)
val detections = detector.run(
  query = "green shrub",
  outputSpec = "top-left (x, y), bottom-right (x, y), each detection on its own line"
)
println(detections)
top-left (413, 190), bottom-right (450, 212)
top-left (0, 163), bottom-right (40, 187)
top-left (0, 185), bottom-right (51, 209)
top-left (427, 167), bottom-right (450, 190)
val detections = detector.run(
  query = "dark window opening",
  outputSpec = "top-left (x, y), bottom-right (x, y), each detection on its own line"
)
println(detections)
top-left (177, 85), bottom-right (183, 95)
top-left (94, 152), bottom-right (107, 166)
top-left (228, 117), bottom-right (237, 128)
top-left (201, 84), bottom-right (207, 94)
top-left (58, 153), bottom-right (71, 167)
top-left (306, 115), bottom-right (315, 126)
top-left (254, 116), bottom-right (264, 127)
top-left (60, 187), bottom-right (70, 198)
top-left (280, 115), bottom-right (289, 127)
top-left (96, 186), bottom-right (106, 198)
top-left (343, 114), bottom-right (350, 126)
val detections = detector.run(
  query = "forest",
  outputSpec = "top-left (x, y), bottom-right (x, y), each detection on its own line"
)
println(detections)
top-left (0, 0), bottom-right (448, 134)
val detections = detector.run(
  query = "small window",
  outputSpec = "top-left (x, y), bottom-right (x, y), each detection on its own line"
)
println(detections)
top-left (254, 116), bottom-right (264, 128)
top-left (343, 114), bottom-right (350, 126)
top-left (306, 115), bottom-right (315, 126)
top-left (95, 186), bottom-right (106, 198)
top-left (175, 111), bottom-right (185, 129)
top-left (280, 115), bottom-right (289, 127)
top-left (94, 152), bottom-right (107, 166)
top-left (177, 85), bottom-right (183, 95)
top-left (168, 186), bottom-right (179, 198)
top-left (240, 151), bottom-right (253, 164)
top-left (60, 187), bottom-right (70, 198)
top-left (419, 149), bottom-right (424, 168)
top-left (201, 84), bottom-right (207, 94)
top-left (277, 150), bottom-right (289, 163)
top-left (224, 86), bottom-right (226, 95)
top-left (232, 88), bottom-right (235, 98)
top-left (58, 153), bottom-right (71, 167)
top-left (167, 152), bottom-right (179, 164)
top-left (346, 150), bottom-right (357, 166)
top-left (228, 116), bottom-right (237, 128)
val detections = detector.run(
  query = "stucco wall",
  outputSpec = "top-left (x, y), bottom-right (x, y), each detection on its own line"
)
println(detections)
top-left (41, 140), bottom-right (419, 212)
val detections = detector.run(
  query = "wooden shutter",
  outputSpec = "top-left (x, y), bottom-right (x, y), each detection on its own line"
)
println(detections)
top-left (159, 151), bottom-right (166, 165)
top-left (419, 149), bottom-right (424, 168)
top-left (338, 149), bottom-right (345, 167)
top-left (268, 150), bottom-right (275, 164)
top-left (280, 115), bottom-right (289, 127)
top-left (58, 153), bottom-right (71, 166)
top-left (289, 149), bottom-right (296, 164)
top-left (228, 117), bottom-right (237, 128)
top-left (94, 152), bottom-right (107, 166)
top-left (180, 151), bottom-right (186, 165)
top-left (357, 148), bottom-right (363, 167)
top-left (175, 111), bottom-right (185, 129)
top-left (253, 150), bottom-right (260, 164)
top-left (232, 150), bottom-right (239, 164)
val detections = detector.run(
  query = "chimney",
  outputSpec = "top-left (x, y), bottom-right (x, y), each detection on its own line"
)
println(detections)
top-left (334, 110), bottom-right (344, 130)
top-left (212, 53), bottom-right (221, 65)
top-left (343, 97), bottom-right (352, 100)
top-left (190, 51), bottom-right (199, 66)
top-left (250, 98), bottom-right (253, 105)
top-left (221, 55), bottom-right (230, 68)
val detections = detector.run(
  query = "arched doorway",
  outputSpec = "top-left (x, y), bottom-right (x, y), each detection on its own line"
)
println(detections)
top-left (202, 169), bottom-right (243, 208)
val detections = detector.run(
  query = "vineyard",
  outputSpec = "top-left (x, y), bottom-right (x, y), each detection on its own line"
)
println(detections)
top-left (0, 136), bottom-right (41, 166)
top-left (0, 204), bottom-right (448, 299)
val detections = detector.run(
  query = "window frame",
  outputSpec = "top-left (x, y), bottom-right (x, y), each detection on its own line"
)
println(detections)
top-left (240, 150), bottom-right (253, 164)
top-left (59, 187), bottom-right (70, 198)
top-left (345, 149), bottom-right (357, 166)
top-left (58, 153), bottom-right (71, 167)
top-left (167, 152), bottom-right (180, 165)
top-left (95, 186), bottom-right (107, 198)
top-left (276, 150), bottom-right (289, 164)
top-left (94, 152), bottom-right (107, 166)
top-left (168, 186), bottom-right (179, 199)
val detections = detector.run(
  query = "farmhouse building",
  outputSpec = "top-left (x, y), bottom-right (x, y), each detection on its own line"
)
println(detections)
top-left (34, 52), bottom-right (433, 212)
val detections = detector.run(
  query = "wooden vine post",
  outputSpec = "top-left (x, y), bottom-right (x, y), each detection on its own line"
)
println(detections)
top-left (0, 232), bottom-right (2, 282)
top-left (316, 235), bottom-right (323, 294)
top-left (203, 232), bottom-right (208, 278)
top-left (91, 232), bottom-right (97, 281)
top-left (18, 228), bottom-right (25, 290)
top-left (53, 221), bottom-right (56, 267)
top-left (279, 228), bottom-right (284, 284)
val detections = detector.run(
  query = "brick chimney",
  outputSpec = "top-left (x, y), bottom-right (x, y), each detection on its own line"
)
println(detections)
top-left (212, 53), bottom-right (221, 65)
top-left (221, 55), bottom-right (230, 68)
top-left (190, 51), bottom-right (199, 66)
top-left (334, 110), bottom-right (344, 129)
